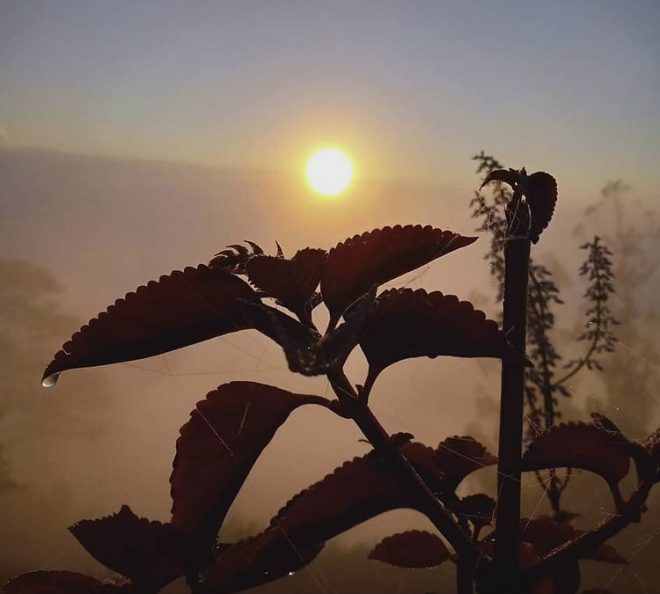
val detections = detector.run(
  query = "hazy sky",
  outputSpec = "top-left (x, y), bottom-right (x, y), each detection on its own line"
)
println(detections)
top-left (1, 0), bottom-right (659, 193)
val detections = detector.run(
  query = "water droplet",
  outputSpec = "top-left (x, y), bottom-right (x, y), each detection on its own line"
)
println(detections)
top-left (42, 373), bottom-right (59, 388)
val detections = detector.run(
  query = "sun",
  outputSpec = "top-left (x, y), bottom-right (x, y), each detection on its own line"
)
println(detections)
top-left (306, 148), bottom-right (353, 196)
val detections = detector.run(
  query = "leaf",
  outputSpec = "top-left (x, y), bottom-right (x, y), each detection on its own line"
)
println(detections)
top-left (454, 494), bottom-right (496, 533)
top-left (69, 505), bottom-right (184, 589)
top-left (42, 267), bottom-right (256, 387)
top-left (435, 436), bottom-right (498, 492)
top-left (1, 571), bottom-right (100, 594)
top-left (209, 241), bottom-right (264, 273)
top-left (480, 168), bottom-right (522, 190)
top-left (204, 441), bottom-right (443, 591)
top-left (170, 382), bottom-right (329, 558)
top-left (356, 289), bottom-right (523, 393)
top-left (246, 248), bottom-right (327, 315)
top-left (321, 225), bottom-right (477, 327)
top-left (526, 172), bottom-right (558, 244)
top-left (521, 516), bottom-right (628, 564)
top-left (202, 542), bottom-right (324, 594)
top-left (368, 530), bottom-right (451, 568)
top-left (521, 422), bottom-right (631, 487)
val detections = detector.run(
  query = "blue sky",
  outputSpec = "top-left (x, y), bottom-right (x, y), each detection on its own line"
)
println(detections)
top-left (1, 0), bottom-right (659, 195)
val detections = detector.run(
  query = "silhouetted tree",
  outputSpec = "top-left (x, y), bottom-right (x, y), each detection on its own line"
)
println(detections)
top-left (577, 181), bottom-right (660, 438)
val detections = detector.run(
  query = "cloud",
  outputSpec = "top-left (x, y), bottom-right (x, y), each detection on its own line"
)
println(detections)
top-left (0, 126), bottom-right (15, 149)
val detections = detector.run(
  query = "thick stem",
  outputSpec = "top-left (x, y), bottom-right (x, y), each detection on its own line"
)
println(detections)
top-left (327, 370), bottom-right (481, 594)
top-left (494, 196), bottom-right (531, 585)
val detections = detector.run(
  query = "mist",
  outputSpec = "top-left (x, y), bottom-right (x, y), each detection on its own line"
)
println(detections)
top-left (1, 145), bottom-right (658, 592)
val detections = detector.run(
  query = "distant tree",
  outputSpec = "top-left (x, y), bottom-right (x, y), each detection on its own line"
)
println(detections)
top-left (576, 181), bottom-right (660, 438)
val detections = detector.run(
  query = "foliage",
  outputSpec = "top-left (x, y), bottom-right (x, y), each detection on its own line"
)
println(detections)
top-left (3, 173), bottom-right (658, 594)
top-left (470, 154), bottom-right (620, 518)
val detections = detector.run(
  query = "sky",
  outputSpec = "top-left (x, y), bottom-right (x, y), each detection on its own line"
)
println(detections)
top-left (1, 0), bottom-right (659, 196)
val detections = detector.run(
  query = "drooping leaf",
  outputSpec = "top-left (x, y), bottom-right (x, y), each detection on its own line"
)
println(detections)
top-left (435, 436), bottom-right (498, 492)
top-left (69, 506), bottom-right (184, 589)
top-left (42, 267), bottom-right (256, 386)
top-left (368, 530), bottom-right (451, 568)
top-left (1, 571), bottom-right (100, 594)
top-left (521, 422), bottom-right (631, 487)
top-left (246, 248), bottom-right (327, 316)
top-left (521, 516), bottom-right (628, 564)
top-left (204, 442), bottom-right (443, 591)
top-left (526, 172), bottom-right (558, 244)
top-left (170, 382), bottom-right (329, 558)
top-left (321, 225), bottom-right (477, 327)
top-left (355, 289), bottom-right (524, 393)
top-left (209, 241), bottom-right (264, 273)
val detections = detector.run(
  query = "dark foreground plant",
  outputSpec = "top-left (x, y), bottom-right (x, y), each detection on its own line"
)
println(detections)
top-left (471, 153), bottom-right (621, 523)
top-left (3, 170), bottom-right (658, 594)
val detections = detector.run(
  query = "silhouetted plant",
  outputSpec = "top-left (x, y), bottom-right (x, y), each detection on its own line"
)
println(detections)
top-left (470, 153), bottom-right (620, 521)
top-left (577, 180), bottom-right (660, 437)
top-left (3, 171), bottom-right (658, 594)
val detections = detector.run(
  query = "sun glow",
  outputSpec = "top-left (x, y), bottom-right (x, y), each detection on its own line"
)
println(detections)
top-left (306, 148), bottom-right (353, 196)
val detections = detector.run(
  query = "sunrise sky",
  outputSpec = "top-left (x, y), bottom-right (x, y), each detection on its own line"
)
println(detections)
top-left (1, 0), bottom-right (659, 196)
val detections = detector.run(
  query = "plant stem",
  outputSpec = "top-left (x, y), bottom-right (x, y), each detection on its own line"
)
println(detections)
top-left (327, 370), bottom-right (482, 594)
top-left (522, 476), bottom-right (655, 585)
top-left (494, 195), bottom-right (531, 586)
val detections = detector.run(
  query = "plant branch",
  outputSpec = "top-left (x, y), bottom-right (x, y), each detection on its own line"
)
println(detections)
top-left (522, 476), bottom-right (655, 585)
top-left (326, 369), bottom-right (484, 594)
top-left (553, 338), bottom-right (599, 386)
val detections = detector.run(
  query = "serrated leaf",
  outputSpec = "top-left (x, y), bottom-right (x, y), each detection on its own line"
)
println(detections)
top-left (521, 422), bottom-right (631, 486)
top-left (521, 516), bottom-right (627, 564)
top-left (170, 382), bottom-right (329, 558)
top-left (69, 505), bottom-right (184, 589)
top-left (435, 436), bottom-right (498, 492)
top-left (321, 225), bottom-right (477, 327)
top-left (1, 571), bottom-right (100, 594)
top-left (209, 241), bottom-right (264, 273)
top-left (201, 541), bottom-right (323, 594)
top-left (368, 530), bottom-right (451, 568)
top-left (204, 442), bottom-right (442, 591)
top-left (246, 248), bottom-right (326, 316)
top-left (42, 267), bottom-right (256, 386)
top-left (526, 172), bottom-right (557, 244)
top-left (356, 289), bottom-right (523, 393)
